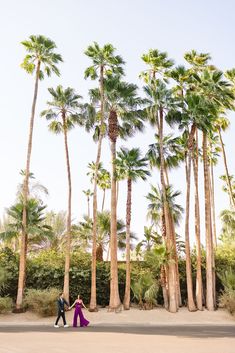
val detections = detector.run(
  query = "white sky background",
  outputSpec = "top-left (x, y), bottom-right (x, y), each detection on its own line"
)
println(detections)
top-left (0, 0), bottom-right (234, 246)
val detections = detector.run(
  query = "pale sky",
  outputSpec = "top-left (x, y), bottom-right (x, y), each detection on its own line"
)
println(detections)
top-left (0, 0), bottom-right (234, 245)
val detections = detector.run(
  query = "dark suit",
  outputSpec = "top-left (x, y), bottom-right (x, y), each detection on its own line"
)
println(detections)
top-left (55, 297), bottom-right (69, 325)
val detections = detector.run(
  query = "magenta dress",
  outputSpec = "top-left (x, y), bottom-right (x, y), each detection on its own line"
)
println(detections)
top-left (73, 301), bottom-right (89, 327)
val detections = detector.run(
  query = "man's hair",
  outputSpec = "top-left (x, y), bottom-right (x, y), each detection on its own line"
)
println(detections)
top-left (59, 292), bottom-right (63, 296)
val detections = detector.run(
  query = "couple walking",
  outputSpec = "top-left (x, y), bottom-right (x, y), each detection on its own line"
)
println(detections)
top-left (54, 292), bottom-right (89, 328)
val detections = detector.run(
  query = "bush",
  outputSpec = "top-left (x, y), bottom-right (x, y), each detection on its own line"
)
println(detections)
top-left (219, 290), bottom-right (235, 315)
top-left (131, 269), bottom-right (158, 309)
top-left (0, 297), bottom-right (12, 313)
top-left (0, 248), bottom-right (19, 299)
top-left (218, 268), bottom-right (235, 315)
top-left (24, 288), bottom-right (59, 317)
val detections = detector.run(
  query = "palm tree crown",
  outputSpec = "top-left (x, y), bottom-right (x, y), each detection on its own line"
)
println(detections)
top-left (21, 35), bottom-right (63, 79)
top-left (41, 85), bottom-right (83, 129)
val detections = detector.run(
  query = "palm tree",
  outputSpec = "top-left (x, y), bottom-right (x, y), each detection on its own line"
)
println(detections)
top-left (100, 76), bottom-right (144, 310)
top-left (220, 209), bottom-right (235, 243)
top-left (192, 129), bottom-right (203, 310)
top-left (145, 184), bottom-right (184, 309)
top-left (98, 169), bottom-right (111, 212)
top-left (116, 147), bottom-right (150, 309)
top-left (77, 211), bottom-right (137, 261)
top-left (146, 133), bottom-right (184, 185)
top-left (195, 64), bottom-right (234, 310)
top-left (136, 225), bottom-right (161, 255)
top-left (40, 211), bottom-right (67, 251)
top-left (16, 35), bottom-right (62, 311)
top-left (141, 48), bottom-right (174, 81)
top-left (0, 198), bottom-right (52, 253)
top-left (143, 75), bottom-right (178, 312)
top-left (83, 190), bottom-right (93, 218)
top-left (84, 43), bottom-right (124, 311)
top-left (146, 185), bottom-right (183, 229)
top-left (87, 162), bottom-right (111, 212)
top-left (41, 85), bottom-right (82, 302)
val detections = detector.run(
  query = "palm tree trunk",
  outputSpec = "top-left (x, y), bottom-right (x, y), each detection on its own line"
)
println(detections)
top-left (159, 108), bottom-right (177, 313)
top-left (15, 61), bottom-right (41, 311)
top-left (62, 114), bottom-right (72, 304)
top-left (109, 139), bottom-right (121, 309)
top-left (160, 265), bottom-right (169, 309)
top-left (123, 178), bottom-right (132, 310)
top-left (102, 189), bottom-right (106, 212)
top-left (209, 142), bottom-right (217, 248)
top-left (208, 161), bottom-right (217, 306)
top-left (164, 165), bottom-right (181, 307)
top-left (185, 152), bottom-right (197, 311)
top-left (185, 126), bottom-right (197, 311)
top-left (202, 132), bottom-right (215, 311)
top-left (116, 181), bottom-right (119, 206)
top-left (109, 110), bottom-right (121, 310)
top-left (90, 65), bottom-right (105, 312)
top-left (192, 130), bottom-right (203, 310)
top-left (161, 212), bottom-right (169, 309)
top-left (87, 196), bottom-right (90, 218)
top-left (218, 128), bottom-right (235, 209)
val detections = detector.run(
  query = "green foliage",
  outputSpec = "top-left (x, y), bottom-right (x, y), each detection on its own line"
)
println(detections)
top-left (0, 297), bottom-right (12, 313)
top-left (218, 268), bottom-right (235, 315)
top-left (219, 290), bottom-right (235, 315)
top-left (131, 269), bottom-right (158, 309)
top-left (0, 267), bottom-right (10, 294)
top-left (21, 35), bottom-right (62, 79)
top-left (0, 248), bottom-right (19, 298)
top-left (24, 288), bottom-right (59, 317)
top-left (1, 245), bottom-right (235, 308)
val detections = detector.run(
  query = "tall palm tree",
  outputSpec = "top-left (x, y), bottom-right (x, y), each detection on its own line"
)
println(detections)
top-left (16, 35), bottom-right (62, 311)
top-left (41, 85), bottom-right (82, 302)
top-left (196, 66), bottom-right (234, 310)
top-left (192, 129), bottom-right (203, 310)
top-left (143, 75), bottom-right (178, 312)
top-left (84, 43), bottom-right (124, 311)
top-left (101, 76), bottom-right (144, 310)
top-left (83, 190), bottom-right (93, 218)
top-left (116, 147), bottom-right (150, 310)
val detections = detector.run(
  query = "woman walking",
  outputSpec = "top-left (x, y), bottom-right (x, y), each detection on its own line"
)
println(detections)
top-left (70, 295), bottom-right (90, 327)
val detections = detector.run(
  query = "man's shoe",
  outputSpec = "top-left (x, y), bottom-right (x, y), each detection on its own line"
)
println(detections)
top-left (64, 324), bottom-right (69, 328)
top-left (54, 324), bottom-right (59, 328)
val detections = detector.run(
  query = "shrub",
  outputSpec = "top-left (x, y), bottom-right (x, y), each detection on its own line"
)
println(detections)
top-left (219, 268), bottom-right (235, 315)
top-left (131, 269), bottom-right (158, 309)
top-left (0, 297), bottom-right (12, 313)
top-left (24, 288), bottom-right (59, 317)
top-left (219, 290), bottom-right (235, 315)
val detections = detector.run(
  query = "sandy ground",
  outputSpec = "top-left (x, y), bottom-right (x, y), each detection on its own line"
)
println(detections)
top-left (0, 308), bottom-right (235, 353)
top-left (0, 307), bottom-right (234, 325)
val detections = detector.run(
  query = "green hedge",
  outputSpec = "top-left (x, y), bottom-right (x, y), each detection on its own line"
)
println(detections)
top-left (0, 297), bottom-right (12, 313)
top-left (0, 246), bottom-right (234, 306)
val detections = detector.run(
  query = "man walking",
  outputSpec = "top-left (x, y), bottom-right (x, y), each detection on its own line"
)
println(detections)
top-left (54, 292), bottom-right (70, 328)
